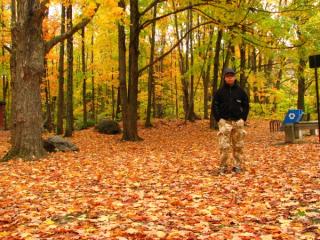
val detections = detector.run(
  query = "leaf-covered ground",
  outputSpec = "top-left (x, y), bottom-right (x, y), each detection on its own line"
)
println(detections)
top-left (0, 120), bottom-right (319, 239)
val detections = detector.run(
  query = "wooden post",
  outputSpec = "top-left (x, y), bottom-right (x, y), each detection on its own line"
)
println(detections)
top-left (284, 124), bottom-right (295, 143)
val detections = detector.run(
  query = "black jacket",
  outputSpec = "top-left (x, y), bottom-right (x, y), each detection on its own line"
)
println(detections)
top-left (212, 81), bottom-right (249, 122)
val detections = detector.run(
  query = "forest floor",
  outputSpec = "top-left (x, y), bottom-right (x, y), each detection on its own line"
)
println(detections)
top-left (0, 120), bottom-right (319, 240)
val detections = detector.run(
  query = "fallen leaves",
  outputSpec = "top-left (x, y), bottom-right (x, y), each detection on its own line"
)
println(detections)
top-left (0, 119), bottom-right (319, 239)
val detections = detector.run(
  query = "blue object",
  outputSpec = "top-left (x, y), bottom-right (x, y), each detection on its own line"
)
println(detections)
top-left (283, 109), bottom-right (304, 124)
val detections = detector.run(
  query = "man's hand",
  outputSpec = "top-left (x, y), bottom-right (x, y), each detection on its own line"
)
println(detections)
top-left (218, 119), bottom-right (226, 127)
top-left (236, 119), bottom-right (245, 127)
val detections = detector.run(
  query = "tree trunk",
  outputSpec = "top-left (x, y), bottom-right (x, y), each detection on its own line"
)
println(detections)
top-left (3, 0), bottom-right (47, 161)
top-left (65, 3), bottom-right (74, 137)
top-left (172, 1), bottom-right (190, 122)
top-left (297, 30), bottom-right (306, 111)
top-left (81, 27), bottom-right (88, 128)
top-left (2, 75), bottom-right (8, 130)
top-left (258, 51), bottom-right (262, 72)
top-left (297, 57), bottom-right (306, 111)
top-left (239, 41), bottom-right (246, 89)
top-left (112, 85), bottom-right (115, 120)
top-left (203, 29), bottom-right (213, 120)
top-left (118, 0), bottom-right (129, 140)
top-left (91, 33), bottom-right (96, 123)
top-left (3, 0), bottom-right (98, 161)
top-left (174, 71), bottom-right (179, 119)
top-left (264, 57), bottom-right (273, 104)
top-left (116, 87), bottom-right (121, 119)
top-left (210, 29), bottom-right (223, 129)
top-left (187, 4), bottom-right (196, 122)
top-left (8, 0), bottom-right (16, 134)
top-left (57, 4), bottom-right (65, 135)
top-left (96, 85), bottom-right (103, 117)
top-left (145, 3), bottom-right (157, 128)
top-left (44, 60), bottom-right (54, 132)
top-left (273, 60), bottom-right (283, 112)
top-left (220, 41), bottom-right (234, 87)
top-left (252, 47), bottom-right (260, 103)
top-left (122, 0), bottom-right (142, 141)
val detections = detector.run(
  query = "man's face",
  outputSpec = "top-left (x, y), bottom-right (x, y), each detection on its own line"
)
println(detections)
top-left (224, 73), bottom-right (236, 86)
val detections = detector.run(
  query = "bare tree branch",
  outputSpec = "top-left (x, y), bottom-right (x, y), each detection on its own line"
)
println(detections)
top-left (241, 33), bottom-right (306, 49)
top-left (140, 0), bottom-right (167, 16)
top-left (45, 4), bottom-right (100, 53)
top-left (140, 2), bottom-right (215, 30)
top-left (249, 5), bottom-right (318, 14)
top-left (139, 20), bottom-right (214, 75)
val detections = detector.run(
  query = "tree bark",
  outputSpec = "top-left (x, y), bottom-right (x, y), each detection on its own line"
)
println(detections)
top-left (219, 41), bottom-right (234, 87)
top-left (57, 4), bottom-right (65, 135)
top-left (3, 0), bottom-right (98, 161)
top-left (116, 87), bottom-right (121, 119)
top-left (187, 4), bottom-right (196, 122)
top-left (122, 0), bottom-right (142, 141)
top-left (239, 41), bottom-right (246, 89)
top-left (44, 60), bottom-right (54, 132)
top-left (210, 28), bottom-right (223, 129)
top-left (203, 29), bottom-right (213, 120)
top-left (91, 33), bottom-right (96, 123)
top-left (297, 57), bottom-right (306, 111)
top-left (111, 84), bottom-right (115, 120)
top-left (65, 3), bottom-right (74, 137)
top-left (297, 30), bottom-right (306, 111)
top-left (2, 75), bottom-right (8, 130)
top-left (81, 27), bottom-right (88, 128)
top-left (3, 0), bottom-right (47, 161)
top-left (252, 47), bottom-right (260, 103)
top-left (145, 3), bottom-right (157, 128)
top-left (172, 1), bottom-right (190, 121)
top-left (117, 0), bottom-right (129, 140)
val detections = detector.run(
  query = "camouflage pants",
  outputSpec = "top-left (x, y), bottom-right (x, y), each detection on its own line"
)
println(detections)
top-left (217, 119), bottom-right (247, 169)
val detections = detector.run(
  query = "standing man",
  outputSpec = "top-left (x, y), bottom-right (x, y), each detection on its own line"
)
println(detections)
top-left (212, 68), bottom-right (249, 174)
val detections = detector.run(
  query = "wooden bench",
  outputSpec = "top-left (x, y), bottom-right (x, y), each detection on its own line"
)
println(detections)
top-left (284, 121), bottom-right (319, 143)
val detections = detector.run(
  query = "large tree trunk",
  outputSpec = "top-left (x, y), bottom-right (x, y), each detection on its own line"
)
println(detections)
top-left (118, 0), bottom-right (129, 140)
top-left (65, 3), bottom-right (74, 137)
top-left (81, 27), bottom-right (88, 128)
top-left (57, 4), bottom-right (65, 135)
top-left (3, 0), bottom-right (98, 161)
top-left (3, 0), bottom-right (47, 161)
top-left (145, 3), bottom-right (157, 128)
top-left (122, 0), bottom-right (142, 141)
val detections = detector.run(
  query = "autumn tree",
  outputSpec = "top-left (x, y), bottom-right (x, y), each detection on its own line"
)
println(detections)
top-left (2, 0), bottom-right (99, 161)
